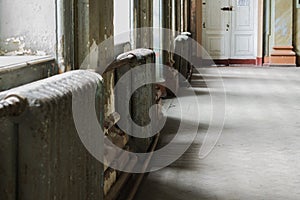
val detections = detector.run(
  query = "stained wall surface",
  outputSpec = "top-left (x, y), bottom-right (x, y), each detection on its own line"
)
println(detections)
top-left (0, 0), bottom-right (56, 55)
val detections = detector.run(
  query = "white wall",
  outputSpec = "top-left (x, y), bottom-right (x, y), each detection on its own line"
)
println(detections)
top-left (114, 0), bottom-right (130, 44)
top-left (0, 0), bottom-right (56, 55)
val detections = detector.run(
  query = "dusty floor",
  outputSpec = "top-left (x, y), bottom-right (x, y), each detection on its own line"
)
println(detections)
top-left (134, 67), bottom-right (300, 200)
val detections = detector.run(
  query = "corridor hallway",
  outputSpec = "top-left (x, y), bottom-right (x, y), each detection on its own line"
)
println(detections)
top-left (135, 67), bottom-right (300, 200)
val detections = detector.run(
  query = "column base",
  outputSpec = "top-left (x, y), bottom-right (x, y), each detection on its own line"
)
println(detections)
top-left (270, 46), bottom-right (296, 66)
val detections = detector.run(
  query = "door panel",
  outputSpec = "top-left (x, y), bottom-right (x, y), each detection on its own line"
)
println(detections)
top-left (202, 0), bottom-right (257, 60)
top-left (233, 0), bottom-right (254, 31)
top-left (233, 34), bottom-right (254, 56)
top-left (207, 36), bottom-right (226, 57)
top-left (202, 0), bottom-right (230, 59)
top-left (231, 0), bottom-right (255, 58)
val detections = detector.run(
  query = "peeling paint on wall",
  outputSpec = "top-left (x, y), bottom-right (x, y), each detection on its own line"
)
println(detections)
top-left (0, 36), bottom-right (48, 56)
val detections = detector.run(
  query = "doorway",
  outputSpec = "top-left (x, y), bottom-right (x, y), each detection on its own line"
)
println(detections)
top-left (202, 0), bottom-right (258, 64)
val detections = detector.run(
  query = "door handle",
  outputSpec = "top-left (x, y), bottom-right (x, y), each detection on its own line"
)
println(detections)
top-left (221, 6), bottom-right (233, 11)
top-left (203, 22), bottom-right (206, 29)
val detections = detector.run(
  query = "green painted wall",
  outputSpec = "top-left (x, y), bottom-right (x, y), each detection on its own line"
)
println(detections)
top-left (294, 5), bottom-right (300, 57)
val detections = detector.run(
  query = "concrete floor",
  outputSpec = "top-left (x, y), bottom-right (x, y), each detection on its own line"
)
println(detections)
top-left (134, 67), bottom-right (300, 200)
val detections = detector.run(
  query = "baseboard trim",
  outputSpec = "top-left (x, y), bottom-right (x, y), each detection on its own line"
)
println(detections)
top-left (256, 57), bottom-right (263, 66)
top-left (202, 58), bottom-right (262, 66)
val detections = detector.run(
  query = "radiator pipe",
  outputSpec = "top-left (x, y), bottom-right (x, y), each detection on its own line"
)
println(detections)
top-left (0, 95), bottom-right (28, 118)
top-left (103, 54), bottom-right (136, 73)
top-left (127, 132), bottom-right (161, 200)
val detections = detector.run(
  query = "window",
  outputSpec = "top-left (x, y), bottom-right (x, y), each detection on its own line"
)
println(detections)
top-left (153, 0), bottom-right (163, 80)
top-left (114, 0), bottom-right (131, 45)
top-left (0, 0), bottom-right (56, 56)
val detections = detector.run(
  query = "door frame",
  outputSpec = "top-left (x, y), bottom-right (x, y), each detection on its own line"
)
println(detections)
top-left (195, 0), bottom-right (264, 66)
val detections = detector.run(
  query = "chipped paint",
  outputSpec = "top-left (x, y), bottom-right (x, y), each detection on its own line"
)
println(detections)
top-left (1, 36), bottom-right (50, 56)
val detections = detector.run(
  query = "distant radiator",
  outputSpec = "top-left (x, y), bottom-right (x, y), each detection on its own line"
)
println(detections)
top-left (174, 32), bottom-right (193, 83)
top-left (102, 48), bottom-right (158, 199)
top-left (0, 70), bottom-right (104, 200)
top-left (114, 49), bottom-right (157, 153)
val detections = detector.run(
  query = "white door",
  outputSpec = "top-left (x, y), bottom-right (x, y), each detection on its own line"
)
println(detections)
top-left (202, 0), bottom-right (257, 60)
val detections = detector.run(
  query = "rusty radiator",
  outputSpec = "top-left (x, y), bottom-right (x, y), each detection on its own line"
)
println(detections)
top-left (113, 48), bottom-right (157, 153)
top-left (0, 48), bottom-right (158, 200)
top-left (102, 48), bottom-right (158, 200)
top-left (0, 70), bottom-right (104, 200)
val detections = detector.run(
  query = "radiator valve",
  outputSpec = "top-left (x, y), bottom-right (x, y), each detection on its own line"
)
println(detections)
top-left (0, 94), bottom-right (28, 118)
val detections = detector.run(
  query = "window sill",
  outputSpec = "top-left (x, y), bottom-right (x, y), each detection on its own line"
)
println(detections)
top-left (0, 56), bottom-right (54, 71)
top-left (0, 56), bottom-right (57, 92)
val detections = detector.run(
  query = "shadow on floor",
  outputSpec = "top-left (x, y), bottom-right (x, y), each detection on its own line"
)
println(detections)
top-left (135, 176), bottom-right (215, 200)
